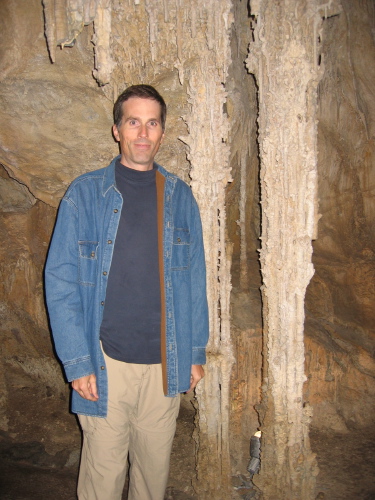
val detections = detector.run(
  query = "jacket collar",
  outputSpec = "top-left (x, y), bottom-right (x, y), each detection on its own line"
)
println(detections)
top-left (102, 156), bottom-right (118, 196)
top-left (102, 156), bottom-right (170, 196)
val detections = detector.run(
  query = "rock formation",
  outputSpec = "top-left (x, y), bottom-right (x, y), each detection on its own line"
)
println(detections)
top-left (0, 0), bottom-right (374, 498)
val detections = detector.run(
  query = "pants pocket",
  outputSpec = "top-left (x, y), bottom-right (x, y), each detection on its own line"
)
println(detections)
top-left (78, 414), bottom-right (97, 435)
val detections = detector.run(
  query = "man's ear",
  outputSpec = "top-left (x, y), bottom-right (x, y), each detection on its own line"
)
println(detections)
top-left (113, 124), bottom-right (120, 142)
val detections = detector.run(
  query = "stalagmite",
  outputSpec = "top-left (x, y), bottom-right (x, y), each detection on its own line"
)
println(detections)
top-left (245, 0), bottom-right (340, 498)
top-left (180, 3), bottom-right (235, 496)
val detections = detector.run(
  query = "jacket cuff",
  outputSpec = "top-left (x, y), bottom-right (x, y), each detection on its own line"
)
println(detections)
top-left (63, 356), bottom-right (95, 382)
top-left (192, 347), bottom-right (206, 366)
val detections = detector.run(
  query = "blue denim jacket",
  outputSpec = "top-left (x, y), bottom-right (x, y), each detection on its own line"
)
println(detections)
top-left (45, 156), bottom-right (209, 417)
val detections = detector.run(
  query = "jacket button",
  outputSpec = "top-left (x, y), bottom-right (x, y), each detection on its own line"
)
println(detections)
top-left (108, 240), bottom-right (112, 244)
top-left (101, 301), bottom-right (104, 306)
top-left (114, 209), bottom-right (118, 213)
top-left (91, 252), bottom-right (95, 257)
top-left (103, 271), bottom-right (107, 276)
top-left (177, 238), bottom-right (181, 242)
top-left (101, 366), bottom-right (105, 370)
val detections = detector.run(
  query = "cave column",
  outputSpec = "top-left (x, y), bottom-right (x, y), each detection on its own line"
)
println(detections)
top-left (181, 1), bottom-right (234, 497)
top-left (245, 0), bottom-right (339, 498)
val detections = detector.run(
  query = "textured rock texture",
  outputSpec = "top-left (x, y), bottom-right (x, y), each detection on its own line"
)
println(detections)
top-left (305, 0), bottom-right (375, 432)
top-left (0, 0), bottom-right (374, 499)
top-left (245, 0), bottom-right (329, 497)
top-left (225, 0), bottom-right (263, 478)
top-left (0, 0), bottom-right (116, 206)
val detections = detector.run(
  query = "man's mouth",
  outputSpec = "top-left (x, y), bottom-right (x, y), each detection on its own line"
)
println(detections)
top-left (134, 143), bottom-right (151, 150)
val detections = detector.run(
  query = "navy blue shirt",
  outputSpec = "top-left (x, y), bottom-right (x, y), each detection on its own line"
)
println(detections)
top-left (100, 160), bottom-right (161, 363)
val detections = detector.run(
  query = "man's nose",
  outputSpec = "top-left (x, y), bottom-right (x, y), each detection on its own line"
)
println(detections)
top-left (138, 124), bottom-right (148, 138)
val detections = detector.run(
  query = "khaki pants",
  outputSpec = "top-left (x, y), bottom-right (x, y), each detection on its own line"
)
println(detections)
top-left (77, 352), bottom-right (180, 500)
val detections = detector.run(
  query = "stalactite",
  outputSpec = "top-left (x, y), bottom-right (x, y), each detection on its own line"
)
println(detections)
top-left (92, 0), bottom-right (115, 85)
top-left (190, 3), bottom-right (196, 39)
top-left (239, 150), bottom-right (249, 291)
top-left (54, 0), bottom-right (70, 46)
top-left (145, 0), bottom-right (158, 62)
top-left (83, 0), bottom-right (98, 23)
top-left (42, 0), bottom-right (97, 54)
top-left (42, 0), bottom-right (115, 85)
top-left (42, 0), bottom-right (57, 62)
top-left (175, 0), bottom-right (183, 63)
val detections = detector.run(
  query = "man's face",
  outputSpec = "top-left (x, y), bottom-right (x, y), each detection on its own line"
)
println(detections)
top-left (113, 97), bottom-right (165, 171)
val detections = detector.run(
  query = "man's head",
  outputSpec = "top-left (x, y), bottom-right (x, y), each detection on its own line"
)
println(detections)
top-left (112, 85), bottom-right (166, 171)
top-left (113, 84), bottom-right (167, 131)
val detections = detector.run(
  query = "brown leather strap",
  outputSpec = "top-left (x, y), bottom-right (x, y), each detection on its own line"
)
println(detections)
top-left (156, 171), bottom-right (168, 395)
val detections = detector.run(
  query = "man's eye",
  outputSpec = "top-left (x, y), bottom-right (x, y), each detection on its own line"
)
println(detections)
top-left (129, 120), bottom-right (137, 126)
top-left (149, 121), bottom-right (157, 127)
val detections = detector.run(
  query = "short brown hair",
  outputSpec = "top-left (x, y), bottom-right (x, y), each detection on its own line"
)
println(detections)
top-left (113, 84), bottom-right (167, 130)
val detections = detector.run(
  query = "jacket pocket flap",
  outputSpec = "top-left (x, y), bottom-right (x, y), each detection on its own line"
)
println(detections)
top-left (78, 241), bottom-right (99, 259)
top-left (173, 229), bottom-right (190, 245)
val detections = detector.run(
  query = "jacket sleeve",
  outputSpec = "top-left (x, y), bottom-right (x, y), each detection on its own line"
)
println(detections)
top-left (45, 196), bottom-right (95, 382)
top-left (190, 196), bottom-right (209, 365)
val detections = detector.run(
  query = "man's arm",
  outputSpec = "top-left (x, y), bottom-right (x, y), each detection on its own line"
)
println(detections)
top-left (190, 196), bottom-right (209, 366)
top-left (188, 195), bottom-right (209, 395)
top-left (45, 196), bottom-right (95, 383)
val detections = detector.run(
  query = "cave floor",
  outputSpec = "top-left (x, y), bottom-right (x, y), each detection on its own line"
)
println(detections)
top-left (310, 425), bottom-right (375, 500)
top-left (1, 405), bottom-right (375, 500)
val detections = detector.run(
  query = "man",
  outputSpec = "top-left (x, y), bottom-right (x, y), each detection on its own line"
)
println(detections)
top-left (45, 84), bottom-right (209, 500)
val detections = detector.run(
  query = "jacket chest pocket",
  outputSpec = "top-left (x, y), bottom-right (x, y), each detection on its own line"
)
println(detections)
top-left (78, 241), bottom-right (99, 286)
top-left (171, 229), bottom-right (190, 270)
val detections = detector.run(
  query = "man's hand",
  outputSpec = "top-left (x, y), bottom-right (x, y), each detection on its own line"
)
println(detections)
top-left (186, 364), bottom-right (205, 393)
top-left (72, 374), bottom-right (99, 401)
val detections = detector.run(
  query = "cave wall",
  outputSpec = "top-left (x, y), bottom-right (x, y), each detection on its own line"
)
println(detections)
top-left (0, 0), bottom-right (374, 499)
top-left (304, 0), bottom-right (375, 431)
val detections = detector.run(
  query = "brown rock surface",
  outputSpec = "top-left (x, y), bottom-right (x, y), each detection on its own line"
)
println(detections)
top-left (304, 0), bottom-right (375, 431)
top-left (0, 0), bottom-right (116, 206)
